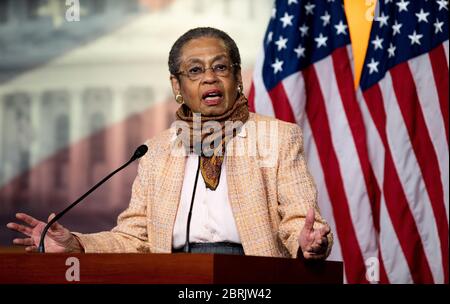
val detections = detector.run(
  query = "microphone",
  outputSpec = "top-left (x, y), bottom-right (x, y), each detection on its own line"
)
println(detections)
top-left (183, 155), bottom-right (201, 253)
top-left (38, 144), bottom-right (148, 253)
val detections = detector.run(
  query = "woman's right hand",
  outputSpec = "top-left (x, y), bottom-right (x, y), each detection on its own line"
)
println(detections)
top-left (6, 213), bottom-right (83, 253)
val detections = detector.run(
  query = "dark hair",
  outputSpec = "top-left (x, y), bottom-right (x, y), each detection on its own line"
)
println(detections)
top-left (168, 27), bottom-right (241, 79)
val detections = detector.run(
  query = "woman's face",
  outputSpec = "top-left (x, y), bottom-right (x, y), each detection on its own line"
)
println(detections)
top-left (171, 37), bottom-right (242, 116)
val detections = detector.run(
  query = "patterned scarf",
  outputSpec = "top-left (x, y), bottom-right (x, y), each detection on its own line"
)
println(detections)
top-left (175, 95), bottom-right (249, 190)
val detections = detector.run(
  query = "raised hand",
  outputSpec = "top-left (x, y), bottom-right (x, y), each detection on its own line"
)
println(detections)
top-left (6, 213), bottom-right (83, 253)
top-left (298, 208), bottom-right (330, 260)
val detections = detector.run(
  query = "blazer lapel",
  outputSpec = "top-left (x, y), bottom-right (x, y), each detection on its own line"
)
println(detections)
top-left (225, 123), bottom-right (278, 256)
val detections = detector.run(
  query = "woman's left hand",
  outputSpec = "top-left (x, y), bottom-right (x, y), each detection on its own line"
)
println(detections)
top-left (298, 208), bottom-right (330, 260)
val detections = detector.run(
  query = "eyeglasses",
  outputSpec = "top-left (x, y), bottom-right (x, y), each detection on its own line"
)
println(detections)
top-left (176, 63), bottom-right (240, 81)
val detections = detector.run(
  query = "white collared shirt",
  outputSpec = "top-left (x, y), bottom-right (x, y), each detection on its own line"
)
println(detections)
top-left (172, 154), bottom-right (241, 249)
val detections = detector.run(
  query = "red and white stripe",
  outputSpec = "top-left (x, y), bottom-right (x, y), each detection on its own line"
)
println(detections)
top-left (250, 41), bottom-right (449, 283)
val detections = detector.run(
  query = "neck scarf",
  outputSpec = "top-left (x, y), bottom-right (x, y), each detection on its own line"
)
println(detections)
top-left (175, 95), bottom-right (249, 190)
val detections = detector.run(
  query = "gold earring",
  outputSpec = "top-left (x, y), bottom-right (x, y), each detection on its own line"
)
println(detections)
top-left (237, 84), bottom-right (243, 95)
top-left (175, 92), bottom-right (184, 104)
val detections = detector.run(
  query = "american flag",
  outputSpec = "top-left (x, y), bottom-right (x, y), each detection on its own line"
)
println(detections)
top-left (249, 0), bottom-right (449, 283)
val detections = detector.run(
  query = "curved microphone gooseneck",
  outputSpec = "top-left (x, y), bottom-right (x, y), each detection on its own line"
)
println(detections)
top-left (38, 144), bottom-right (148, 253)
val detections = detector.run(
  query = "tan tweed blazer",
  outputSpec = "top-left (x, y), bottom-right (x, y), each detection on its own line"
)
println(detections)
top-left (74, 113), bottom-right (333, 258)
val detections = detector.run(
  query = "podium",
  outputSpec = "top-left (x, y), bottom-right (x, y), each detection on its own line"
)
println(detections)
top-left (0, 253), bottom-right (343, 284)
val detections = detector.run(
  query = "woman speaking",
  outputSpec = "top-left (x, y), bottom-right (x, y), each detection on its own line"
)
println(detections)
top-left (7, 27), bottom-right (332, 260)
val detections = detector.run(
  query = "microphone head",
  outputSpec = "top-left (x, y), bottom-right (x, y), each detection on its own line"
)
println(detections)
top-left (132, 144), bottom-right (148, 160)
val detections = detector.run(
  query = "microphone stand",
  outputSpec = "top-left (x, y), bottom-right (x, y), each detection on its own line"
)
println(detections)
top-left (183, 155), bottom-right (201, 253)
top-left (38, 145), bottom-right (148, 253)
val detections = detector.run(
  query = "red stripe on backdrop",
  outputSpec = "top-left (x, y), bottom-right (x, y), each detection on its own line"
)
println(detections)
top-left (363, 85), bottom-right (434, 283)
top-left (390, 63), bottom-right (449, 283)
top-left (428, 45), bottom-right (449, 145)
top-left (378, 249), bottom-right (389, 284)
top-left (267, 83), bottom-right (296, 123)
top-left (358, 84), bottom-right (390, 286)
top-left (248, 82), bottom-right (255, 112)
top-left (331, 47), bottom-right (381, 232)
top-left (331, 47), bottom-right (389, 283)
top-left (302, 64), bottom-right (368, 283)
